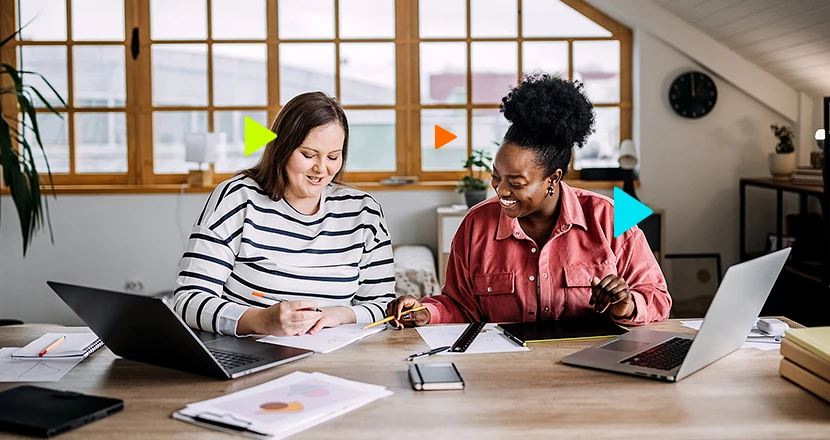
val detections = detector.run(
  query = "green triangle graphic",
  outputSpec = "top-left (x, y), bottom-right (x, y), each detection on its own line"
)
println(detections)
top-left (244, 116), bottom-right (276, 156)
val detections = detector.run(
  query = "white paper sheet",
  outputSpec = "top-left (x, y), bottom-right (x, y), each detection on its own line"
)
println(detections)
top-left (256, 324), bottom-right (385, 353)
top-left (680, 319), bottom-right (781, 351)
top-left (415, 323), bottom-right (530, 354)
top-left (0, 347), bottom-right (83, 382)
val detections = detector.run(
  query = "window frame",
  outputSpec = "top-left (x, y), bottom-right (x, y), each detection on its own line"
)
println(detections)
top-left (0, 0), bottom-right (631, 191)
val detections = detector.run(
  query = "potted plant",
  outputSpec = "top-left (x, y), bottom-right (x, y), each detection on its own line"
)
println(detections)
top-left (458, 149), bottom-right (493, 208)
top-left (1, 28), bottom-right (63, 255)
top-left (769, 123), bottom-right (795, 181)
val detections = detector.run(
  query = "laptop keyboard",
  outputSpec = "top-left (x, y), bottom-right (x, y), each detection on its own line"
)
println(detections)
top-left (208, 349), bottom-right (263, 370)
top-left (620, 337), bottom-right (693, 371)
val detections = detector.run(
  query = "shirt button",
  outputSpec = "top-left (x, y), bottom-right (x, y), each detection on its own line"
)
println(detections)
top-left (487, 287), bottom-right (492, 292)
top-left (514, 232), bottom-right (520, 237)
top-left (529, 276), bottom-right (535, 281)
top-left (531, 248), bottom-right (537, 253)
top-left (542, 273), bottom-right (548, 278)
top-left (545, 307), bottom-right (550, 312)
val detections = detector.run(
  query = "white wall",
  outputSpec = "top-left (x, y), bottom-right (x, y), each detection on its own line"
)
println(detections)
top-left (0, 190), bottom-right (461, 325)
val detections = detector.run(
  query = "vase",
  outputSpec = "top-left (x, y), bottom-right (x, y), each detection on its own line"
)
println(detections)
top-left (768, 152), bottom-right (795, 181)
top-left (464, 190), bottom-right (487, 208)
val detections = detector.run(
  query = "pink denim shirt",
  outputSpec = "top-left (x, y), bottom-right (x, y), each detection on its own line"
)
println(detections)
top-left (423, 182), bottom-right (671, 325)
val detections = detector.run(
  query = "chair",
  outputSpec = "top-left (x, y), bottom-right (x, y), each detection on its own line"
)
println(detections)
top-left (392, 245), bottom-right (441, 299)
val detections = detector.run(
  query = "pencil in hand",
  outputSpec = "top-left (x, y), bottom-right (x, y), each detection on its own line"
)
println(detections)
top-left (252, 292), bottom-right (322, 312)
top-left (362, 306), bottom-right (427, 330)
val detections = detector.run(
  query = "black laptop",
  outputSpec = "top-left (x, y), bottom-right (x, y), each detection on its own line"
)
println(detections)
top-left (47, 281), bottom-right (313, 379)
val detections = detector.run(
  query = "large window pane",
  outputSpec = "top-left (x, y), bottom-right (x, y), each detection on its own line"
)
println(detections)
top-left (71, 0), bottom-right (125, 41)
top-left (575, 106), bottom-right (619, 169)
top-left (214, 111), bottom-right (266, 173)
top-left (420, 43), bottom-right (466, 105)
top-left (340, 43), bottom-right (395, 105)
top-left (340, 0), bottom-right (395, 39)
top-left (212, 0), bottom-right (266, 40)
top-left (22, 112), bottom-right (69, 174)
top-left (75, 112), bottom-right (127, 173)
top-left (522, 42), bottom-right (568, 78)
top-left (279, 44), bottom-right (336, 105)
top-left (421, 109), bottom-right (466, 172)
top-left (150, 0), bottom-right (207, 40)
top-left (213, 44), bottom-right (267, 107)
top-left (73, 46), bottom-right (126, 108)
top-left (19, 46), bottom-right (68, 109)
top-left (18, 0), bottom-right (67, 41)
top-left (573, 41), bottom-right (620, 104)
top-left (419, 0), bottom-right (466, 38)
top-left (472, 109), bottom-right (509, 162)
top-left (153, 111), bottom-right (208, 174)
top-left (471, 42), bottom-right (516, 104)
top-left (279, 0), bottom-right (334, 39)
top-left (152, 44), bottom-right (208, 107)
top-left (345, 110), bottom-right (395, 172)
top-left (523, 0), bottom-right (611, 37)
top-left (471, 0), bottom-right (517, 38)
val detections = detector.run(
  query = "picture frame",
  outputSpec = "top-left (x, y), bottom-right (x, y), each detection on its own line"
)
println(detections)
top-left (663, 253), bottom-right (722, 319)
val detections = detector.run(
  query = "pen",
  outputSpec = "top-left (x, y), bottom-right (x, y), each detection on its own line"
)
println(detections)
top-left (38, 335), bottom-right (66, 357)
top-left (406, 345), bottom-right (450, 361)
top-left (362, 306), bottom-right (427, 330)
top-left (252, 292), bottom-right (322, 312)
top-left (501, 331), bottom-right (527, 347)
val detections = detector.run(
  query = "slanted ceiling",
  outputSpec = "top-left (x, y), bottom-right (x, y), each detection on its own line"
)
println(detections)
top-left (654, 0), bottom-right (830, 97)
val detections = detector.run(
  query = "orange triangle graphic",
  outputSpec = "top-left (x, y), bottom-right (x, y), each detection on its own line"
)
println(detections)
top-left (434, 125), bottom-right (457, 149)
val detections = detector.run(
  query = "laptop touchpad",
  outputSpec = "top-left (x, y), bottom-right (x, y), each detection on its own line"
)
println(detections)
top-left (599, 339), bottom-right (654, 352)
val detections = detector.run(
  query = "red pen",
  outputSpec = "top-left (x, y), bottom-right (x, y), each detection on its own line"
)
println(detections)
top-left (38, 335), bottom-right (66, 357)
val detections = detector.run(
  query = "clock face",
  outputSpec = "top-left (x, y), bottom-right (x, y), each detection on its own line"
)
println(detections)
top-left (669, 71), bottom-right (717, 119)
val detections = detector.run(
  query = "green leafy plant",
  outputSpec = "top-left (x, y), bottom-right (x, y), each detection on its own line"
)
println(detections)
top-left (1, 28), bottom-right (63, 255)
top-left (457, 149), bottom-right (493, 193)
top-left (770, 123), bottom-right (795, 154)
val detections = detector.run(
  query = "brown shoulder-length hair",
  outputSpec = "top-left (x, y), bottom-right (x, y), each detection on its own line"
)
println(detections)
top-left (239, 91), bottom-right (349, 201)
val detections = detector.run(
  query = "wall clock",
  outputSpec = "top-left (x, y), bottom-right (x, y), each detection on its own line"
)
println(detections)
top-left (669, 71), bottom-right (717, 119)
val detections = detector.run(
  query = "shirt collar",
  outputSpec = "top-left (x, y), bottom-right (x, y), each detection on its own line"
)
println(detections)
top-left (495, 181), bottom-right (587, 241)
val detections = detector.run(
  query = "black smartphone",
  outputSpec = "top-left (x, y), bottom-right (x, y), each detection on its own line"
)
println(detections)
top-left (408, 362), bottom-right (465, 391)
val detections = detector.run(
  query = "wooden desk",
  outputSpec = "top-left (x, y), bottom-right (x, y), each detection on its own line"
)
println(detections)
top-left (1, 319), bottom-right (828, 439)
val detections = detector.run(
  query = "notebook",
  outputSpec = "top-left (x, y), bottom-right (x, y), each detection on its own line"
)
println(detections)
top-left (12, 332), bottom-right (104, 359)
top-left (497, 317), bottom-right (628, 346)
top-left (785, 327), bottom-right (830, 363)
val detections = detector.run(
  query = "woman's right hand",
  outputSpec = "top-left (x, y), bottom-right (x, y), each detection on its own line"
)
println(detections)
top-left (385, 295), bottom-right (430, 329)
top-left (238, 300), bottom-right (322, 336)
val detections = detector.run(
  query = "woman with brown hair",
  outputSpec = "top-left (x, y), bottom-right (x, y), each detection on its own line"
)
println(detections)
top-left (174, 92), bottom-right (395, 337)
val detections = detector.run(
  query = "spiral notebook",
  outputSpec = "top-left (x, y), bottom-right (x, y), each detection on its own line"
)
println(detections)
top-left (11, 332), bottom-right (104, 359)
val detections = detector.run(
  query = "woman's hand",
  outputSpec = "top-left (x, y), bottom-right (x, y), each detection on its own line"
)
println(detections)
top-left (590, 276), bottom-right (636, 319)
top-left (385, 295), bottom-right (430, 329)
top-left (238, 300), bottom-right (321, 336)
top-left (306, 307), bottom-right (356, 335)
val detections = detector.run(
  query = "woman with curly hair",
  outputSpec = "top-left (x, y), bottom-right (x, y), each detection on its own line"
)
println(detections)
top-left (387, 73), bottom-right (671, 326)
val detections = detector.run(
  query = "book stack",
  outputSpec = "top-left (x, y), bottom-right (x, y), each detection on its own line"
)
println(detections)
top-left (792, 166), bottom-right (823, 186)
top-left (779, 327), bottom-right (830, 402)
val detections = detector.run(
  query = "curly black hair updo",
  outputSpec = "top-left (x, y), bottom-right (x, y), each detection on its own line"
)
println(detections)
top-left (500, 73), bottom-right (595, 177)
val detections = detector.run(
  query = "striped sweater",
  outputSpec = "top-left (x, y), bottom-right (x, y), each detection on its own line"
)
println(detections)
top-left (173, 175), bottom-right (396, 336)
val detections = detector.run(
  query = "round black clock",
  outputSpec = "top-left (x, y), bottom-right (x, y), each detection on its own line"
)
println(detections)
top-left (669, 71), bottom-right (717, 119)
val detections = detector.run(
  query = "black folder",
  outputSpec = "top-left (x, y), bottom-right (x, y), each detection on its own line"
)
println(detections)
top-left (0, 385), bottom-right (123, 438)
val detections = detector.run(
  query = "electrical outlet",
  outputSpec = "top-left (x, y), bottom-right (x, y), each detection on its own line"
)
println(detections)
top-left (125, 279), bottom-right (144, 293)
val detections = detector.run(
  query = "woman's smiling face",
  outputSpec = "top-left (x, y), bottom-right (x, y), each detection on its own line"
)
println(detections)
top-left (490, 142), bottom-right (558, 219)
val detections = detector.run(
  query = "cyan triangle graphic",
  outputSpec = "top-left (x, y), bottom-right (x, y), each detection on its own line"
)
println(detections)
top-left (613, 187), bottom-right (653, 238)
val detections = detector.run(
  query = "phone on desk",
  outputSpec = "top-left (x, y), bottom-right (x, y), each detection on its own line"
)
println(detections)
top-left (408, 363), bottom-right (465, 391)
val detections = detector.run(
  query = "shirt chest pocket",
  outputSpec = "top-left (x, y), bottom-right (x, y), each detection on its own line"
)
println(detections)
top-left (562, 264), bottom-right (617, 313)
top-left (472, 272), bottom-right (522, 323)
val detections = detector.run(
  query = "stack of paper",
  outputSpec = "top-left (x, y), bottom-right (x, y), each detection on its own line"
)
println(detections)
top-left (256, 324), bottom-right (385, 354)
top-left (173, 371), bottom-right (392, 439)
top-left (416, 323), bottom-right (530, 354)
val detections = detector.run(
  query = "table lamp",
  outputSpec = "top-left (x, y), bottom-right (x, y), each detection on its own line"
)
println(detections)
top-left (185, 133), bottom-right (219, 187)
top-left (813, 129), bottom-right (825, 169)
top-left (618, 139), bottom-right (638, 200)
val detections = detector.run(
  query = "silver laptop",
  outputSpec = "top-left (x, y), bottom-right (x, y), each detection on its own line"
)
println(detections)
top-left (48, 281), bottom-right (313, 379)
top-left (561, 248), bottom-right (790, 382)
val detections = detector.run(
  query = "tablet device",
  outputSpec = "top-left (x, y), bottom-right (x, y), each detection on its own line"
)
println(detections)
top-left (498, 317), bottom-right (628, 346)
top-left (408, 363), bottom-right (465, 391)
top-left (0, 385), bottom-right (123, 438)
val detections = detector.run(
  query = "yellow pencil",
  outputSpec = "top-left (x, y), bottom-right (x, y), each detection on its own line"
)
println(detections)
top-left (362, 306), bottom-right (427, 330)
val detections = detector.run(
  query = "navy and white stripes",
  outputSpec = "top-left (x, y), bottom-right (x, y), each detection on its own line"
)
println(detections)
top-left (174, 176), bottom-right (397, 336)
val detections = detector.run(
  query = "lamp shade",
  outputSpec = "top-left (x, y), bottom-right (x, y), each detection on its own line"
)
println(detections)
top-left (618, 139), bottom-right (638, 170)
top-left (816, 129), bottom-right (826, 141)
top-left (185, 133), bottom-right (216, 164)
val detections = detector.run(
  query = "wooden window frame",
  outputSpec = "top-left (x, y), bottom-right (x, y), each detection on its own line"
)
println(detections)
top-left (0, 0), bottom-right (630, 192)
